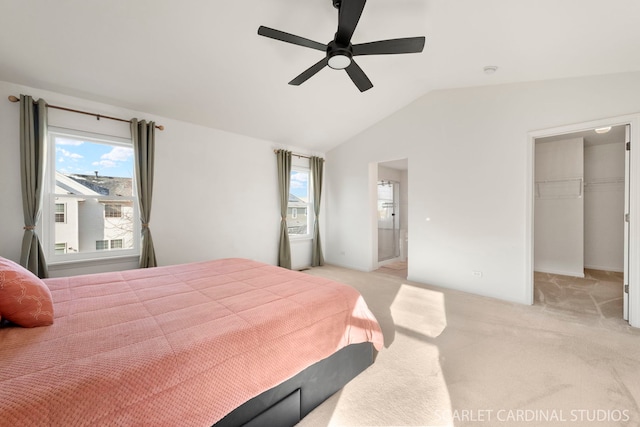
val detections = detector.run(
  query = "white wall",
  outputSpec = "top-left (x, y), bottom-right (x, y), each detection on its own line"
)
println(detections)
top-left (534, 138), bottom-right (584, 277)
top-left (325, 71), bottom-right (640, 304)
top-left (584, 142), bottom-right (625, 271)
top-left (0, 80), bottom-right (323, 276)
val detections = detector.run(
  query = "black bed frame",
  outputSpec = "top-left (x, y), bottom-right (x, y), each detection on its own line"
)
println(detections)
top-left (213, 342), bottom-right (376, 427)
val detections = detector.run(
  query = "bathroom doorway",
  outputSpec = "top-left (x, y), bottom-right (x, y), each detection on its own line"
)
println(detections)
top-left (378, 179), bottom-right (400, 262)
top-left (375, 159), bottom-right (408, 278)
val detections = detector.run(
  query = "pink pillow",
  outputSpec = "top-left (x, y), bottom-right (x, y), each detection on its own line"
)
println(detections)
top-left (0, 256), bottom-right (54, 327)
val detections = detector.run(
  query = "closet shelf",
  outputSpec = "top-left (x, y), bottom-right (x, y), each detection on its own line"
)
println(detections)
top-left (584, 177), bottom-right (625, 192)
top-left (535, 178), bottom-right (582, 199)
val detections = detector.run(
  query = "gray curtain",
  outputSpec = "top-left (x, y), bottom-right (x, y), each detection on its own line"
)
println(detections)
top-left (19, 95), bottom-right (49, 278)
top-left (131, 119), bottom-right (157, 268)
top-left (310, 156), bottom-right (325, 266)
top-left (277, 150), bottom-right (292, 269)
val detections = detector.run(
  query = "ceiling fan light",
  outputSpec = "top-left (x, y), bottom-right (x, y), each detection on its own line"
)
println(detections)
top-left (595, 126), bottom-right (612, 134)
top-left (328, 54), bottom-right (351, 70)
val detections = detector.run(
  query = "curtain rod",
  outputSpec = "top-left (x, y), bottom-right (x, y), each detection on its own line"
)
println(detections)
top-left (273, 149), bottom-right (323, 160)
top-left (7, 95), bottom-right (165, 131)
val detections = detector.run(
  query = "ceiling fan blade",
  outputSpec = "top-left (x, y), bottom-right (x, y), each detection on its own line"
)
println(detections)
top-left (335, 0), bottom-right (367, 46)
top-left (352, 36), bottom-right (426, 56)
top-left (258, 26), bottom-right (327, 52)
top-left (289, 58), bottom-right (329, 86)
top-left (345, 60), bottom-right (373, 92)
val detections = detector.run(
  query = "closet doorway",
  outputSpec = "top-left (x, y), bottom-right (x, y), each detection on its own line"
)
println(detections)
top-left (533, 124), bottom-right (629, 321)
top-left (374, 159), bottom-right (408, 278)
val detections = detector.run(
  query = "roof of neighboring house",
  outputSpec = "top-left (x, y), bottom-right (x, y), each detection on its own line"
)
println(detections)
top-left (55, 171), bottom-right (101, 196)
top-left (55, 172), bottom-right (133, 197)
top-left (68, 174), bottom-right (133, 197)
top-left (288, 193), bottom-right (306, 204)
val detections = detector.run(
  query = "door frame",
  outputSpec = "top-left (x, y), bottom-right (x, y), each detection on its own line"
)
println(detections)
top-left (525, 114), bottom-right (640, 327)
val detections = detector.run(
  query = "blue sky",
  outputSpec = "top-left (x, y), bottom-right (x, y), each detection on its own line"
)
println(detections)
top-left (55, 137), bottom-right (134, 178)
top-left (290, 171), bottom-right (309, 200)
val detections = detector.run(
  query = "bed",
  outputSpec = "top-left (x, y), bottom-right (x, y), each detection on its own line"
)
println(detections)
top-left (0, 257), bottom-right (383, 426)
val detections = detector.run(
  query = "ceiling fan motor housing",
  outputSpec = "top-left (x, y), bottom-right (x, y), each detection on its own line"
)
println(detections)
top-left (327, 41), bottom-right (353, 69)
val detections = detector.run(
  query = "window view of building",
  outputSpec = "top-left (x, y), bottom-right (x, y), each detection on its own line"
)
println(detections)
top-left (48, 131), bottom-right (138, 260)
top-left (287, 168), bottom-right (311, 237)
top-left (287, 194), bottom-right (308, 234)
top-left (54, 171), bottom-right (135, 254)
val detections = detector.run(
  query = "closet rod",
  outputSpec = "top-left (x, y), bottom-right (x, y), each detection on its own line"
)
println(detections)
top-left (7, 95), bottom-right (165, 131)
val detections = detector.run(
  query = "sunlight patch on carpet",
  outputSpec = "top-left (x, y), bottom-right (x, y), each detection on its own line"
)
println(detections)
top-left (391, 284), bottom-right (447, 339)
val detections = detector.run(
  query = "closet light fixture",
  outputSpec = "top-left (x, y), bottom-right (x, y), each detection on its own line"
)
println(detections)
top-left (595, 126), bottom-right (612, 134)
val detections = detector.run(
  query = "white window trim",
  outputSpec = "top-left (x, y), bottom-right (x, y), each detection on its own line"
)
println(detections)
top-left (44, 127), bottom-right (140, 265)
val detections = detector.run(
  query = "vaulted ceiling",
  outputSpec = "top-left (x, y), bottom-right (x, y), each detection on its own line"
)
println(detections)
top-left (1, 0), bottom-right (640, 152)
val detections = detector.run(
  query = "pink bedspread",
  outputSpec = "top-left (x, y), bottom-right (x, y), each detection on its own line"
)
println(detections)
top-left (0, 258), bottom-right (383, 426)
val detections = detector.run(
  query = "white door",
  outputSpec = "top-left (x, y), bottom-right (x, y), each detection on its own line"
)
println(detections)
top-left (624, 125), bottom-right (631, 320)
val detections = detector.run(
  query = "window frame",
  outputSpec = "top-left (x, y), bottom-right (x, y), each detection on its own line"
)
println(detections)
top-left (287, 166), bottom-right (314, 240)
top-left (44, 127), bottom-right (140, 264)
top-left (104, 203), bottom-right (122, 218)
top-left (55, 203), bottom-right (66, 223)
top-left (54, 242), bottom-right (67, 255)
top-left (110, 239), bottom-right (124, 249)
top-left (95, 240), bottom-right (109, 251)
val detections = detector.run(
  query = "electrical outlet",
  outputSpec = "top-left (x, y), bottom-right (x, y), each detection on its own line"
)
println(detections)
top-left (472, 271), bottom-right (483, 278)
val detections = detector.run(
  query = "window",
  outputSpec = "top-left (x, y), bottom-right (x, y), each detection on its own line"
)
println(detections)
top-left (54, 243), bottom-right (67, 254)
top-left (287, 167), bottom-right (313, 238)
top-left (96, 239), bottom-right (123, 251)
top-left (45, 128), bottom-right (139, 263)
top-left (55, 203), bottom-right (66, 223)
top-left (105, 204), bottom-right (122, 218)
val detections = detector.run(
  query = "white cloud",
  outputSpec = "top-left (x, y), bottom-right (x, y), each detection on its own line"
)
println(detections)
top-left (56, 138), bottom-right (84, 146)
top-left (101, 147), bottom-right (133, 162)
top-left (92, 160), bottom-right (117, 168)
top-left (58, 157), bottom-right (64, 163)
top-left (290, 172), bottom-right (308, 189)
top-left (56, 147), bottom-right (83, 160)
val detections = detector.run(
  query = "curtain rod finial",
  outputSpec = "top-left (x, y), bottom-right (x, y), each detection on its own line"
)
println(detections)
top-left (157, 125), bottom-right (165, 131)
top-left (8, 95), bottom-right (19, 103)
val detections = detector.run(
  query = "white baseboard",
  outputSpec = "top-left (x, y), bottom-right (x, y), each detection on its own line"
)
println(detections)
top-left (535, 268), bottom-right (585, 278)
top-left (584, 264), bottom-right (624, 273)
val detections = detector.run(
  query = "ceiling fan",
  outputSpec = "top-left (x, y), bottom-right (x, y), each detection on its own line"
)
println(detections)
top-left (258, 0), bottom-right (426, 92)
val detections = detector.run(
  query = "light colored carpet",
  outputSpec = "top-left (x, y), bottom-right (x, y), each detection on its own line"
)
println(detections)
top-left (297, 265), bottom-right (640, 427)
top-left (380, 261), bottom-right (408, 271)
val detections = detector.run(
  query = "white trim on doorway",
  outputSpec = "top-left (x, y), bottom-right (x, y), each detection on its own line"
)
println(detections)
top-left (525, 114), bottom-right (640, 327)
